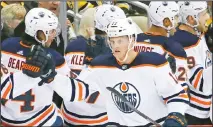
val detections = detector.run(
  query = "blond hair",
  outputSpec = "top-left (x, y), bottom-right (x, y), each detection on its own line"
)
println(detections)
top-left (1, 4), bottom-right (26, 24)
top-left (78, 8), bottom-right (95, 38)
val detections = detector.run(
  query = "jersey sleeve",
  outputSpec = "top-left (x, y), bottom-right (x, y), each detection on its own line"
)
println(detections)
top-left (154, 62), bottom-right (189, 115)
top-left (55, 60), bottom-right (71, 77)
top-left (46, 70), bottom-right (98, 102)
top-left (188, 64), bottom-right (212, 94)
top-left (1, 72), bottom-right (40, 100)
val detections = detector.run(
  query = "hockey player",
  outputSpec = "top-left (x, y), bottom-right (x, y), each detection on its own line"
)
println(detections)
top-left (170, 1), bottom-right (212, 125)
top-left (1, 44), bottom-right (98, 126)
top-left (79, 18), bottom-right (189, 126)
top-left (134, 2), bottom-right (188, 90)
top-left (1, 8), bottom-right (70, 126)
top-left (63, 5), bottom-right (126, 126)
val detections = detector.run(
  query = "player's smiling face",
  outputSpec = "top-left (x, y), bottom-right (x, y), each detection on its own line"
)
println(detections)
top-left (109, 36), bottom-right (131, 61)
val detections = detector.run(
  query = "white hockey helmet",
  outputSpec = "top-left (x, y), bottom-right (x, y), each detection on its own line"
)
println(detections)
top-left (107, 18), bottom-right (137, 38)
top-left (148, 1), bottom-right (179, 31)
top-left (94, 4), bottom-right (126, 32)
top-left (106, 18), bottom-right (137, 62)
top-left (25, 8), bottom-right (59, 46)
top-left (178, 1), bottom-right (207, 27)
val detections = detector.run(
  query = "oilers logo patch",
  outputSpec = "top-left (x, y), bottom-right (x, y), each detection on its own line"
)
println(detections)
top-left (205, 50), bottom-right (212, 68)
top-left (111, 82), bottom-right (141, 113)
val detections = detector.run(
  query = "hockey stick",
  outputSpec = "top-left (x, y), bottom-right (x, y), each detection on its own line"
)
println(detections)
top-left (106, 87), bottom-right (161, 126)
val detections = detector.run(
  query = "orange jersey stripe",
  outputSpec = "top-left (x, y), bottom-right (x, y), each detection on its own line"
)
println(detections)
top-left (89, 61), bottom-right (169, 69)
top-left (20, 41), bottom-right (31, 48)
top-left (132, 61), bottom-right (169, 68)
top-left (27, 104), bottom-right (54, 126)
top-left (179, 94), bottom-right (188, 99)
top-left (190, 96), bottom-right (211, 106)
top-left (2, 83), bottom-right (12, 99)
top-left (65, 52), bottom-right (85, 56)
top-left (194, 70), bottom-right (203, 89)
top-left (62, 109), bottom-right (108, 125)
top-left (56, 62), bottom-right (66, 69)
top-left (78, 82), bottom-right (83, 101)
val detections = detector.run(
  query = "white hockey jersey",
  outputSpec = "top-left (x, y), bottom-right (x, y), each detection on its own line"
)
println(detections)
top-left (187, 64), bottom-right (212, 120)
top-left (77, 52), bottom-right (189, 126)
top-left (63, 36), bottom-right (108, 126)
top-left (1, 72), bottom-right (93, 126)
top-left (171, 30), bottom-right (212, 119)
top-left (136, 33), bottom-right (188, 90)
top-left (1, 37), bottom-right (70, 126)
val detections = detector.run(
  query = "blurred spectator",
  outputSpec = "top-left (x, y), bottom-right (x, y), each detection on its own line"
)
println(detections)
top-left (1, 3), bottom-right (26, 42)
top-left (38, 1), bottom-right (60, 16)
top-left (1, 1), bottom-right (24, 8)
top-left (78, 8), bottom-right (95, 40)
top-left (1, 1), bottom-right (38, 12)
top-left (67, 1), bottom-right (94, 15)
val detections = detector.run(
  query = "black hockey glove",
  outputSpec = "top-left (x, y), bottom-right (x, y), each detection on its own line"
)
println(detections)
top-left (84, 35), bottom-right (111, 65)
top-left (22, 45), bottom-right (48, 78)
top-left (167, 54), bottom-right (176, 74)
top-left (162, 112), bottom-right (187, 127)
top-left (38, 53), bottom-right (57, 86)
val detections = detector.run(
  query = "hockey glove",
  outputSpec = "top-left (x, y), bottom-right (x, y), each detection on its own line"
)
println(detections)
top-left (167, 54), bottom-right (176, 74)
top-left (38, 53), bottom-right (57, 86)
top-left (84, 35), bottom-right (111, 65)
top-left (22, 45), bottom-right (48, 78)
top-left (162, 112), bottom-right (187, 127)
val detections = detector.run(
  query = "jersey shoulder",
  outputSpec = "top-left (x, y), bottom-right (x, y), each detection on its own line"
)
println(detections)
top-left (1, 37), bottom-right (23, 53)
top-left (46, 48), bottom-right (65, 67)
top-left (90, 53), bottom-right (116, 67)
top-left (1, 37), bottom-right (31, 57)
top-left (65, 36), bottom-right (87, 54)
top-left (166, 38), bottom-right (187, 58)
top-left (137, 33), bottom-right (168, 46)
top-left (133, 52), bottom-right (168, 67)
top-left (90, 52), bottom-right (168, 68)
top-left (171, 29), bottom-right (200, 48)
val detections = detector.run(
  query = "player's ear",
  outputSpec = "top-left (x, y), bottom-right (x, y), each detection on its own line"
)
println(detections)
top-left (163, 18), bottom-right (172, 28)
